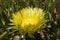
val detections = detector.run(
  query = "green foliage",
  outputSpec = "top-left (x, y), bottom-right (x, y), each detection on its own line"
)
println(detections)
top-left (0, 0), bottom-right (60, 40)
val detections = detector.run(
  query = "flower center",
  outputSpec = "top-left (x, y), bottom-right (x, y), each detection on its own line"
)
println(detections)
top-left (21, 18), bottom-right (39, 28)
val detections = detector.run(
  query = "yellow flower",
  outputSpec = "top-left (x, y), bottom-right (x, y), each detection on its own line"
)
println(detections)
top-left (11, 7), bottom-right (46, 36)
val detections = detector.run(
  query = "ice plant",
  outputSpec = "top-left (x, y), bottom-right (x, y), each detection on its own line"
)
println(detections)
top-left (11, 7), bottom-right (46, 36)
